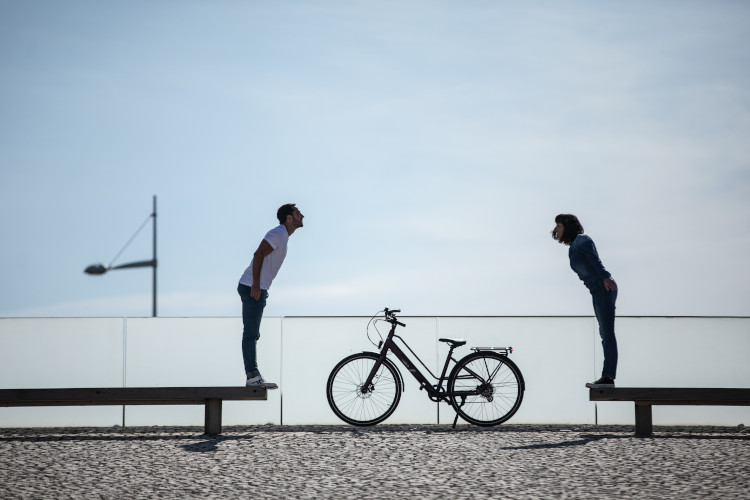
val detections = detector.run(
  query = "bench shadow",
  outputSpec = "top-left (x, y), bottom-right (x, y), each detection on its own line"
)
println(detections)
top-left (499, 432), bottom-right (750, 450)
top-left (181, 437), bottom-right (229, 453)
top-left (1, 425), bottom-right (746, 451)
top-left (0, 428), bottom-right (255, 447)
top-left (500, 433), bottom-right (625, 450)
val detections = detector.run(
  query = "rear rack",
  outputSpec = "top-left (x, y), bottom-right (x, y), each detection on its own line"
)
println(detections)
top-left (471, 346), bottom-right (513, 356)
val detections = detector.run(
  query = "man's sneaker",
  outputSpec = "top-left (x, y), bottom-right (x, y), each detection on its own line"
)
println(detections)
top-left (246, 374), bottom-right (278, 390)
top-left (585, 377), bottom-right (615, 388)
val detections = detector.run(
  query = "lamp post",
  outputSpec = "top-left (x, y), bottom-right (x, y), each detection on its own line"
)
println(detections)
top-left (85, 196), bottom-right (158, 317)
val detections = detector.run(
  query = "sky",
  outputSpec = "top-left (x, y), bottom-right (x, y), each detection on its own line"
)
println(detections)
top-left (1, 1), bottom-right (749, 318)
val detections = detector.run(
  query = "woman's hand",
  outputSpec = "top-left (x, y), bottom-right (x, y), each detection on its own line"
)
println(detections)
top-left (604, 277), bottom-right (617, 291)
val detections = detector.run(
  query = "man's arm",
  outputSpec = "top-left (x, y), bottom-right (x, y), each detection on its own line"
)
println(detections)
top-left (251, 239), bottom-right (275, 300)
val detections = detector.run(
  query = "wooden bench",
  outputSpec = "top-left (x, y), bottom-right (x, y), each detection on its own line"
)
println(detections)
top-left (0, 386), bottom-right (267, 436)
top-left (589, 387), bottom-right (750, 436)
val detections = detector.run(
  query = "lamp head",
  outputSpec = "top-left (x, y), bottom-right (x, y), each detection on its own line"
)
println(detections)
top-left (84, 264), bottom-right (108, 275)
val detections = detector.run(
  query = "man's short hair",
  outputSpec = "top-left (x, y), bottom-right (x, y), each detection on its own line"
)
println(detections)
top-left (277, 203), bottom-right (297, 224)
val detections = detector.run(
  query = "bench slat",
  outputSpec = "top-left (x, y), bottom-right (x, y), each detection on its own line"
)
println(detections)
top-left (0, 387), bottom-right (266, 407)
top-left (589, 387), bottom-right (750, 404)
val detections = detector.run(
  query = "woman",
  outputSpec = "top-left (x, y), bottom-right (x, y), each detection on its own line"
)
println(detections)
top-left (552, 214), bottom-right (618, 387)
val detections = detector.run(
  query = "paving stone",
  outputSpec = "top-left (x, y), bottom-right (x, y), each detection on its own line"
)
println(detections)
top-left (0, 424), bottom-right (748, 499)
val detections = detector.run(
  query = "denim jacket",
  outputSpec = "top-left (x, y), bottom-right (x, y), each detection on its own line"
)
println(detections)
top-left (568, 234), bottom-right (611, 291)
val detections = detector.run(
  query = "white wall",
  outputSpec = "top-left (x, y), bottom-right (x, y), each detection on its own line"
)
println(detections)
top-left (0, 318), bottom-right (124, 427)
top-left (1, 316), bottom-right (748, 428)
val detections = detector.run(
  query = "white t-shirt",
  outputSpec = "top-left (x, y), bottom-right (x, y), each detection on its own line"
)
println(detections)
top-left (238, 225), bottom-right (289, 290)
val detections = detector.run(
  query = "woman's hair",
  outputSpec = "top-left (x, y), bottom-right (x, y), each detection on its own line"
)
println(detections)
top-left (553, 213), bottom-right (584, 246)
top-left (277, 203), bottom-right (297, 224)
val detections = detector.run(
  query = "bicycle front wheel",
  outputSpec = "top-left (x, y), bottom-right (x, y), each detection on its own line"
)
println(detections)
top-left (326, 352), bottom-right (401, 426)
top-left (447, 351), bottom-right (524, 426)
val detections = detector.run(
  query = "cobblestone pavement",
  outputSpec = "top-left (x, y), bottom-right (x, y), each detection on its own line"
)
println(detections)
top-left (1, 424), bottom-right (748, 499)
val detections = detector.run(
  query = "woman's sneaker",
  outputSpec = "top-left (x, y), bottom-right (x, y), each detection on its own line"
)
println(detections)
top-left (585, 377), bottom-right (615, 388)
top-left (246, 374), bottom-right (278, 389)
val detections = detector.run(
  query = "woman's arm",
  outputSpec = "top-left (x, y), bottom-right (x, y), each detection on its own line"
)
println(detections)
top-left (580, 236), bottom-right (617, 290)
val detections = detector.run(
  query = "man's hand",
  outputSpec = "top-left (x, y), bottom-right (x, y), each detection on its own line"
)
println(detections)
top-left (604, 277), bottom-right (617, 291)
top-left (250, 283), bottom-right (262, 300)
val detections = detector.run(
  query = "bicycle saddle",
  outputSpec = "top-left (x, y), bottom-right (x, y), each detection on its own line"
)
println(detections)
top-left (439, 338), bottom-right (466, 347)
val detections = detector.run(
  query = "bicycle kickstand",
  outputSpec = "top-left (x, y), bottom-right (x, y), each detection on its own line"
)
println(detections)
top-left (452, 396), bottom-right (466, 429)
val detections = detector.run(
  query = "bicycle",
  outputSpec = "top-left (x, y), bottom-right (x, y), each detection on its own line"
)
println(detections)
top-left (326, 308), bottom-right (525, 427)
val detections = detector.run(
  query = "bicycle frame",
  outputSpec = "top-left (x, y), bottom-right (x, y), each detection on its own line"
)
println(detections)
top-left (362, 319), bottom-right (490, 402)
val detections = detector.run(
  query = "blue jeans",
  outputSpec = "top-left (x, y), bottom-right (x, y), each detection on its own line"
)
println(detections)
top-left (591, 286), bottom-right (618, 379)
top-left (238, 284), bottom-right (268, 378)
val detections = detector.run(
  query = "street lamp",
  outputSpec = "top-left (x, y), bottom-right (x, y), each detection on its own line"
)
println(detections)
top-left (84, 196), bottom-right (158, 317)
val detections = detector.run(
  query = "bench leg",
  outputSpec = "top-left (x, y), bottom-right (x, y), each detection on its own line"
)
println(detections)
top-left (635, 403), bottom-right (652, 436)
top-left (205, 399), bottom-right (222, 435)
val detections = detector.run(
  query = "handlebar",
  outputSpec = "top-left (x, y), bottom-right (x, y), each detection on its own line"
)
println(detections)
top-left (384, 308), bottom-right (406, 328)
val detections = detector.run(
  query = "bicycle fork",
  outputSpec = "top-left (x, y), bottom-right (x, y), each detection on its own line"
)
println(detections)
top-left (361, 333), bottom-right (396, 395)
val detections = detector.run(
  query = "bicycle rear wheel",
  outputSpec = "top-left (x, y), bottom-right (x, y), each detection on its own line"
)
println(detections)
top-left (447, 351), bottom-right (524, 426)
top-left (326, 352), bottom-right (401, 426)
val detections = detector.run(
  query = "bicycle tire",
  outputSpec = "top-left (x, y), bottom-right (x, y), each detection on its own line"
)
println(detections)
top-left (326, 352), bottom-right (402, 426)
top-left (447, 351), bottom-right (524, 426)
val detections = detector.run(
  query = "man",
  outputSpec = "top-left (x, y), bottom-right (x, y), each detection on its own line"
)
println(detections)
top-left (238, 203), bottom-right (304, 387)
